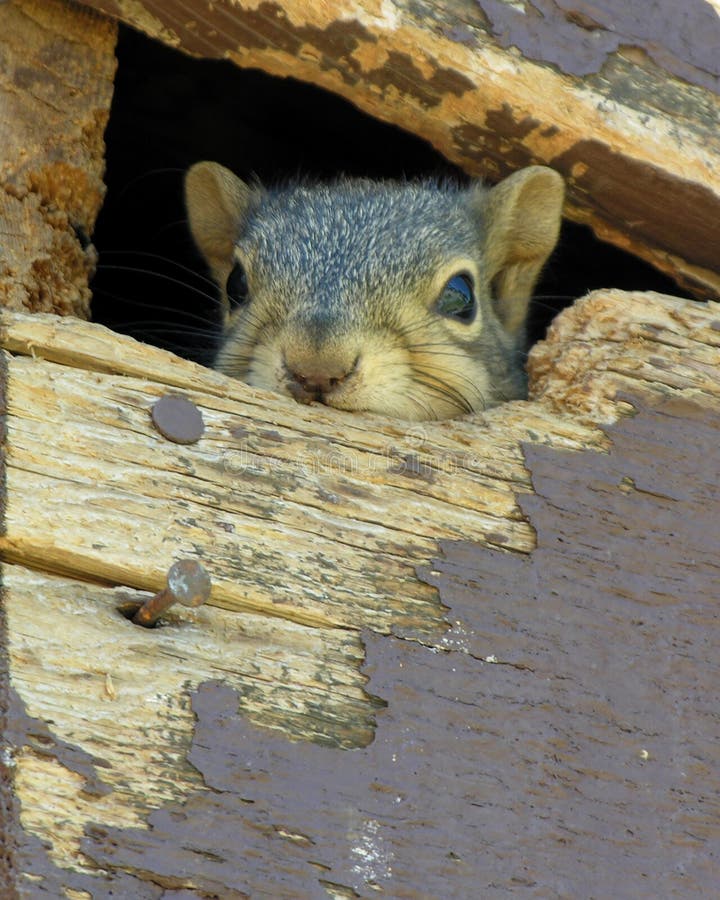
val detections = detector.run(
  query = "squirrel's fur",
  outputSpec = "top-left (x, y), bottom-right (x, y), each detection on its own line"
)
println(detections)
top-left (185, 162), bottom-right (564, 421)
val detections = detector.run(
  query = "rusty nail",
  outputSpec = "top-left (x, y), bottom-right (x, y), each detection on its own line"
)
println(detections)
top-left (132, 559), bottom-right (212, 628)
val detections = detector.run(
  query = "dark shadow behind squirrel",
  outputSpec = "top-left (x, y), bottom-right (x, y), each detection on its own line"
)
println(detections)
top-left (90, 25), bottom-right (688, 408)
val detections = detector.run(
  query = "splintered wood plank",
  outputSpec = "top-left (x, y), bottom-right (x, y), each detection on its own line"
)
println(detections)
top-left (529, 289), bottom-right (720, 419)
top-left (3, 289), bottom-right (720, 894)
top-left (3, 564), bottom-right (371, 878)
top-left (0, 310), bottom-right (597, 637)
top-left (81, 0), bottom-right (720, 298)
top-left (0, 0), bottom-right (117, 315)
top-left (2, 292), bottom-right (720, 634)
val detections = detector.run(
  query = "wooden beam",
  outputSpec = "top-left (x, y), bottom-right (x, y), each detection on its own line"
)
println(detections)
top-left (2, 289), bottom-right (720, 892)
top-left (79, 0), bottom-right (720, 299)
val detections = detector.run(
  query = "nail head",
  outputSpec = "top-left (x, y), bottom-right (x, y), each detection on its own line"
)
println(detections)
top-left (166, 559), bottom-right (212, 608)
top-left (152, 395), bottom-right (205, 444)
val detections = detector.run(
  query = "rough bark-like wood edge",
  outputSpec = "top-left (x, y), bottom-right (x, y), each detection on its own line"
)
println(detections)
top-left (0, 0), bottom-right (117, 316)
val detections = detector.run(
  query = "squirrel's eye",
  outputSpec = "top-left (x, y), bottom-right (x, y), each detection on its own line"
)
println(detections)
top-left (226, 263), bottom-right (249, 310)
top-left (437, 273), bottom-right (476, 323)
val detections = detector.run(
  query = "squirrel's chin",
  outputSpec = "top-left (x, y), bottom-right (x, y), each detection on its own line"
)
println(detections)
top-left (245, 357), bottom-right (490, 421)
top-left (303, 391), bottom-right (478, 422)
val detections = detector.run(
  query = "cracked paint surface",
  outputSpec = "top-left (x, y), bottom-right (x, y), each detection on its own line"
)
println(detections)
top-left (79, 394), bottom-right (720, 896)
top-left (477, 0), bottom-right (720, 89)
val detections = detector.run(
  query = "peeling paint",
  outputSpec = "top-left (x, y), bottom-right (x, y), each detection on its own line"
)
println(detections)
top-left (477, 0), bottom-right (720, 91)
top-left (73, 392), bottom-right (720, 894)
top-left (551, 139), bottom-right (720, 269)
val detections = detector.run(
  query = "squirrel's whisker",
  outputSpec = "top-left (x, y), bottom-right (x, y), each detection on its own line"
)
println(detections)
top-left (115, 167), bottom-right (185, 200)
top-left (411, 369), bottom-right (475, 416)
top-left (96, 264), bottom-right (219, 308)
top-left (99, 250), bottom-right (221, 292)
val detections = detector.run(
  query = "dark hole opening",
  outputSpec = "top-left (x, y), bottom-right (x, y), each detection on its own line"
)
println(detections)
top-left (91, 24), bottom-right (687, 369)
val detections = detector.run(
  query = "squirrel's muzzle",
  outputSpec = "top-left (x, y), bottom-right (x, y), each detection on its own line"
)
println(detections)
top-left (283, 345), bottom-right (360, 406)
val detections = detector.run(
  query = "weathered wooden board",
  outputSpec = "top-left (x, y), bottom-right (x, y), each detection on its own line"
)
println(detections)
top-left (0, 0), bottom-right (117, 316)
top-left (0, 309), bottom-right (601, 632)
top-left (2, 289), bottom-right (720, 894)
top-left (2, 0), bottom-right (719, 892)
top-left (80, 0), bottom-right (720, 300)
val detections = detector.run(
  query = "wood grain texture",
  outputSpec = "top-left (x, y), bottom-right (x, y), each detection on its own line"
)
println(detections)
top-left (80, 0), bottom-right (720, 299)
top-left (2, 289), bottom-right (720, 893)
top-left (0, 307), bottom-right (604, 633)
top-left (0, 0), bottom-right (117, 316)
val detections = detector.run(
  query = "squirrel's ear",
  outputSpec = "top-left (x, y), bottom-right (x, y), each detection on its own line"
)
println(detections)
top-left (184, 161), bottom-right (256, 278)
top-left (480, 166), bottom-right (564, 335)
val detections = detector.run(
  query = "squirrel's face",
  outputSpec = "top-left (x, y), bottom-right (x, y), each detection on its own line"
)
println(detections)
top-left (185, 164), bottom-right (564, 421)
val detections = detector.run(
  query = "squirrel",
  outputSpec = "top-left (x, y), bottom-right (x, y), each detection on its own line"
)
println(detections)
top-left (184, 161), bottom-right (564, 421)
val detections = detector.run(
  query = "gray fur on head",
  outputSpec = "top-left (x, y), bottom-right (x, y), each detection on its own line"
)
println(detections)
top-left (185, 162), bottom-right (564, 421)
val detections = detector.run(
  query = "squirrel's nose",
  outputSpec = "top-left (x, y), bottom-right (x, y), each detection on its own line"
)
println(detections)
top-left (285, 364), bottom-right (349, 403)
top-left (284, 355), bottom-right (359, 405)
